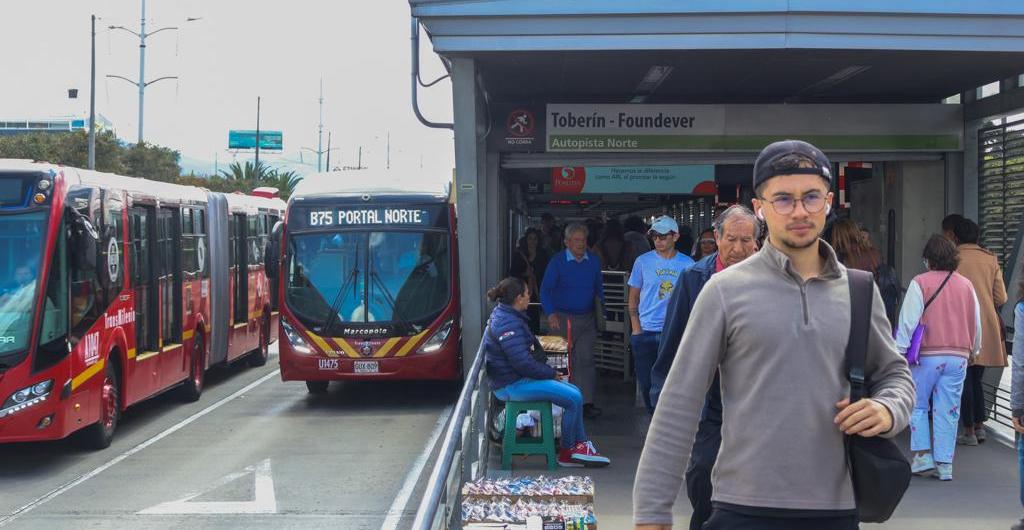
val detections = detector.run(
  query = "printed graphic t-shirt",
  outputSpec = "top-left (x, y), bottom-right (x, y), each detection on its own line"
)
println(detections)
top-left (628, 250), bottom-right (694, 332)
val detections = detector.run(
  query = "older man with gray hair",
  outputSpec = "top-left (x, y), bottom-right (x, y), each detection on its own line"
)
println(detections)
top-left (648, 205), bottom-right (760, 530)
top-left (541, 222), bottom-right (606, 418)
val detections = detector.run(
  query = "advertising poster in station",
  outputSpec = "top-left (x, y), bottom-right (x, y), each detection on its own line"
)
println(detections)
top-left (550, 165), bottom-right (716, 195)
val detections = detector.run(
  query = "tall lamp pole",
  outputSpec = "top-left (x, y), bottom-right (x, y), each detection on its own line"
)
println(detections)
top-left (255, 97), bottom-right (261, 176)
top-left (107, 0), bottom-right (197, 144)
top-left (88, 14), bottom-right (97, 169)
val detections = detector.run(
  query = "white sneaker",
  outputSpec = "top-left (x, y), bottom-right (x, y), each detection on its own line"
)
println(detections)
top-left (936, 462), bottom-right (953, 481)
top-left (911, 453), bottom-right (935, 475)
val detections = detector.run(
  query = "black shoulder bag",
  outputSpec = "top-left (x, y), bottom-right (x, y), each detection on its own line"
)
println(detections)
top-left (845, 269), bottom-right (911, 523)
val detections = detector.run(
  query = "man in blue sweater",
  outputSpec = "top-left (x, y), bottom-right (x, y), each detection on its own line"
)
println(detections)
top-left (541, 222), bottom-right (605, 418)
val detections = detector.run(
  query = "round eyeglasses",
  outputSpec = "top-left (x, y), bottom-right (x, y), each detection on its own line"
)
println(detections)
top-left (762, 193), bottom-right (827, 215)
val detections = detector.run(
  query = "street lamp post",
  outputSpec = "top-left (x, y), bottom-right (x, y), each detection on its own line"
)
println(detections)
top-left (255, 97), bottom-right (261, 176)
top-left (107, 0), bottom-right (195, 144)
top-left (88, 14), bottom-right (97, 169)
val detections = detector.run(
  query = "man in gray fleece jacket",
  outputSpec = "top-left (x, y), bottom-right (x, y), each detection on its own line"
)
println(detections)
top-left (634, 140), bottom-right (914, 530)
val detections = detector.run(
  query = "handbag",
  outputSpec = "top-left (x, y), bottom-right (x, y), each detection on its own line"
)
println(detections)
top-left (845, 269), bottom-right (911, 523)
top-left (905, 271), bottom-right (954, 365)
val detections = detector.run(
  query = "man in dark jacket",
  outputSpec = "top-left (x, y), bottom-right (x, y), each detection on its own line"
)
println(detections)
top-left (648, 205), bottom-right (759, 530)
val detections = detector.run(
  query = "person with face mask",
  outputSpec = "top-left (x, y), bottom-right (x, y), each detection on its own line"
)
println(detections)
top-left (634, 140), bottom-right (913, 530)
top-left (647, 205), bottom-right (759, 530)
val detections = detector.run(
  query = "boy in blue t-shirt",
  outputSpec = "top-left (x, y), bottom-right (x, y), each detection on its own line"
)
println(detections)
top-left (628, 215), bottom-right (694, 413)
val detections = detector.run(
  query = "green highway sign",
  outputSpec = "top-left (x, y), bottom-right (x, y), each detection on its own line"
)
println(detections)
top-left (228, 130), bottom-right (283, 150)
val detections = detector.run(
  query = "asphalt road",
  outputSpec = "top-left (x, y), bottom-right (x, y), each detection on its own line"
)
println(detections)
top-left (0, 344), bottom-right (457, 530)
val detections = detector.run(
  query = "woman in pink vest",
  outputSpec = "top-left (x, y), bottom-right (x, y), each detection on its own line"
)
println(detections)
top-left (896, 234), bottom-right (982, 481)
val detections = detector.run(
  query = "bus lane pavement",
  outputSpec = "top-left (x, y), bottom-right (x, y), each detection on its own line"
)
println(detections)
top-left (0, 343), bottom-right (457, 529)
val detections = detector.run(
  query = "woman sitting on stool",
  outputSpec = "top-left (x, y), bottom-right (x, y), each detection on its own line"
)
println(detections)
top-left (484, 277), bottom-right (611, 468)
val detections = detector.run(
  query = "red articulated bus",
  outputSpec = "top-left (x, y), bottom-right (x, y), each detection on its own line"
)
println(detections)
top-left (0, 160), bottom-right (283, 448)
top-left (274, 173), bottom-right (461, 393)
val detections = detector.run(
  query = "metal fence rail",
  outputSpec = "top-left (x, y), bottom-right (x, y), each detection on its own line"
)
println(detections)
top-left (411, 334), bottom-right (491, 530)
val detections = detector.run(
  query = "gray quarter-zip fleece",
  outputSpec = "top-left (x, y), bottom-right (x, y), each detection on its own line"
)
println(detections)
top-left (633, 240), bottom-right (914, 525)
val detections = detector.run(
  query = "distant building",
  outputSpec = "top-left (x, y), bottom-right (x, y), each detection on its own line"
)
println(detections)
top-left (0, 114), bottom-right (114, 137)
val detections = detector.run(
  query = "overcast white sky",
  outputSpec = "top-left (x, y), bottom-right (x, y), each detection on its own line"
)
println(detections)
top-left (2, 0), bottom-right (455, 189)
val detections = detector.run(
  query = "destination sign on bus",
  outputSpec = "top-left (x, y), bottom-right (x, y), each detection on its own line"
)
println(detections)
top-left (308, 208), bottom-right (431, 227)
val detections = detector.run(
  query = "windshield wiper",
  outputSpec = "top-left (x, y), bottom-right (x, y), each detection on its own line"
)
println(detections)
top-left (319, 245), bottom-right (361, 336)
top-left (368, 268), bottom-right (414, 335)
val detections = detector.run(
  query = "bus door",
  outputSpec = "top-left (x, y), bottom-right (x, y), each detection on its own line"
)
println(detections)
top-left (129, 206), bottom-right (159, 393)
top-left (157, 207), bottom-right (184, 386)
top-left (230, 213), bottom-right (250, 347)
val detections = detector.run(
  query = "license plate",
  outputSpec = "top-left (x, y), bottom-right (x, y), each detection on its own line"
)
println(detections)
top-left (353, 361), bottom-right (379, 373)
top-left (318, 358), bottom-right (339, 371)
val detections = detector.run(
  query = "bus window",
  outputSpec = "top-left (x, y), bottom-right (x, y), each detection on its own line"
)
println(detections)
top-left (101, 190), bottom-right (125, 302)
top-left (232, 213), bottom-right (248, 323)
top-left (130, 207), bottom-right (158, 352)
top-left (369, 232), bottom-right (450, 324)
top-left (157, 207), bottom-right (182, 344)
top-left (68, 187), bottom-right (102, 339)
top-left (34, 211), bottom-right (69, 371)
top-left (181, 207), bottom-right (204, 279)
top-left (0, 209), bottom-right (49, 369)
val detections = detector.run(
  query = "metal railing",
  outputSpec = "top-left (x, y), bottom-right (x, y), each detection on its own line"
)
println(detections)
top-left (411, 334), bottom-right (491, 530)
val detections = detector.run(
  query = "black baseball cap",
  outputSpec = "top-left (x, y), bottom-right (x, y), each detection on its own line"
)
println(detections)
top-left (753, 140), bottom-right (833, 191)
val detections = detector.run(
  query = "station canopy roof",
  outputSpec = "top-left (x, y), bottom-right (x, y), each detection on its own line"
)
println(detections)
top-left (411, 1), bottom-right (1024, 104)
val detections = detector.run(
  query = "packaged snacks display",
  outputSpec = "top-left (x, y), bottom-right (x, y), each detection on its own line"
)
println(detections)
top-left (462, 476), bottom-right (594, 498)
top-left (462, 476), bottom-right (597, 528)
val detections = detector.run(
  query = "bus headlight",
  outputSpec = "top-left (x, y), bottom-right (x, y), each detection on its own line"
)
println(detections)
top-left (281, 319), bottom-right (312, 355)
top-left (418, 319), bottom-right (455, 354)
top-left (0, 379), bottom-right (53, 418)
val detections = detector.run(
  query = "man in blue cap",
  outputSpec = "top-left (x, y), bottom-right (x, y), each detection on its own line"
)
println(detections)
top-left (627, 215), bottom-right (694, 414)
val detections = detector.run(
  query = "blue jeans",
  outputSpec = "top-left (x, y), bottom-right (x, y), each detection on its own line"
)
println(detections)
top-left (494, 378), bottom-right (587, 450)
top-left (910, 355), bottom-right (967, 463)
top-left (630, 330), bottom-right (661, 414)
top-left (1018, 435), bottom-right (1024, 507)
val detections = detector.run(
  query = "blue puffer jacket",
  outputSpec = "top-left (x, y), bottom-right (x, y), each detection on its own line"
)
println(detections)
top-left (484, 303), bottom-right (556, 390)
top-left (650, 252), bottom-right (718, 408)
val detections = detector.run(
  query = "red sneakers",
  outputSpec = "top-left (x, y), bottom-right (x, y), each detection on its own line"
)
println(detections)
top-left (570, 441), bottom-right (611, 467)
top-left (558, 447), bottom-right (583, 468)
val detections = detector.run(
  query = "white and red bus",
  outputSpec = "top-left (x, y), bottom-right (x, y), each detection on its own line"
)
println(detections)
top-left (275, 173), bottom-right (461, 392)
top-left (0, 160), bottom-right (283, 448)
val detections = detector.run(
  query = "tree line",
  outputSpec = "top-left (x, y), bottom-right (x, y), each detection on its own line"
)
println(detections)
top-left (0, 131), bottom-right (301, 199)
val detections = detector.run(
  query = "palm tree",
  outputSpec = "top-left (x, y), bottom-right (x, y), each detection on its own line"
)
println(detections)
top-left (260, 170), bottom-right (302, 200)
top-left (220, 161), bottom-right (273, 182)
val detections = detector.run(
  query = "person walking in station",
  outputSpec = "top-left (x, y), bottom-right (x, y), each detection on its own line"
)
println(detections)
top-left (831, 218), bottom-right (901, 329)
top-left (483, 277), bottom-right (611, 468)
top-left (541, 222), bottom-right (605, 419)
top-left (1010, 266), bottom-right (1024, 530)
top-left (897, 235), bottom-right (981, 481)
top-left (633, 140), bottom-right (914, 530)
top-left (942, 213), bottom-right (965, 243)
top-left (647, 204), bottom-right (760, 530)
top-left (691, 228), bottom-right (718, 261)
top-left (627, 215), bottom-right (694, 414)
top-left (954, 217), bottom-right (1008, 445)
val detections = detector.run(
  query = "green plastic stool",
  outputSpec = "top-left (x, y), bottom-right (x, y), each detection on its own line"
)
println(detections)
top-left (502, 400), bottom-right (557, 471)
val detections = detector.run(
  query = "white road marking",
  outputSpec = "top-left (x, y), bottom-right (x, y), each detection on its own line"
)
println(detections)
top-left (380, 404), bottom-right (454, 530)
top-left (138, 459), bottom-right (277, 515)
top-left (0, 369), bottom-right (281, 528)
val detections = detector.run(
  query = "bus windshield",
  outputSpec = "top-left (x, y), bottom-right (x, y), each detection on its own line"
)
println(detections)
top-left (0, 211), bottom-right (48, 361)
top-left (286, 230), bottom-right (451, 335)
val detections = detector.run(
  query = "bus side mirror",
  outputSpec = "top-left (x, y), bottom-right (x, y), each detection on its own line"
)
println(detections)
top-left (265, 221), bottom-right (283, 279)
top-left (264, 247), bottom-right (278, 278)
